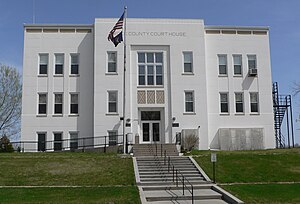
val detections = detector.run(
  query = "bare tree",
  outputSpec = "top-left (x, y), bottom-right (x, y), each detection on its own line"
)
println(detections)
top-left (0, 64), bottom-right (22, 138)
top-left (292, 81), bottom-right (300, 96)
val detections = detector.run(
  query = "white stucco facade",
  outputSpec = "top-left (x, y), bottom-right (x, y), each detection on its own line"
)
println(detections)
top-left (21, 18), bottom-right (275, 151)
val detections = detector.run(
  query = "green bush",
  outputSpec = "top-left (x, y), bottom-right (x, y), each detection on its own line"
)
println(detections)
top-left (0, 135), bottom-right (14, 152)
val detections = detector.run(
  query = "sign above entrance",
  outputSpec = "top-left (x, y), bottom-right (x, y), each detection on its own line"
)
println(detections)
top-left (127, 31), bottom-right (186, 37)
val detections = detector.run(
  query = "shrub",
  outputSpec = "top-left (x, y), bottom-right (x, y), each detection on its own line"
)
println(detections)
top-left (0, 135), bottom-right (14, 152)
top-left (183, 133), bottom-right (199, 152)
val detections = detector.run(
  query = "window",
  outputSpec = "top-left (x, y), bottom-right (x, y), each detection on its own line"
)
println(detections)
top-left (38, 93), bottom-right (47, 115)
top-left (107, 52), bottom-right (117, 73)
top-left (70, 132), bottom-right (78, 150)
top-left (108, 130), bottom-right (118, 146)
top-left (218, 55), bottom-right (227, 75)
top-left (183, 52), bottom-right (193, 73)
top-left (185, 91), bottom-right (194, 113)
top-left (108, 91), bottom-right (117, 113)
top-left (55, 54), bottom-right (64, 75)
top-left (54, 93), bottom-right (63, 114)
top-left (235, 93), bottom-right (244, 113)
top-left (248, 55), bottom-right (257, 69)
top-left (70, 93), bottom-right (79, 114)
top-left (250, 92), bottom-right (259, 113)
top-left (233, 55), bottom-right (242, 75)
top-left (138, 52), bottom-right (163, 86)
top-left (39, 54), bottom-right (48, 75)
top-left (220, 93), bottom-right (229, 113)
top-left (54, 132), bottom-right (62, 151)
top-left (71, 54), bottom-right (79, 75)
top-left (37, 132), bottom-right (46, 152)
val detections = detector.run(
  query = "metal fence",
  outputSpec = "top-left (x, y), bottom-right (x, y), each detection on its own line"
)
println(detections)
top-left (10, 134), bottom-right (133, 153)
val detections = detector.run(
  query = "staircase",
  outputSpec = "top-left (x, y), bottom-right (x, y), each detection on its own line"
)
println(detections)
top-left (272, 82), bottom-right (293, 148)
top-left (133, 144), bottom-right (178, 157)
top-left (133, 145), bottom-right (243, 203)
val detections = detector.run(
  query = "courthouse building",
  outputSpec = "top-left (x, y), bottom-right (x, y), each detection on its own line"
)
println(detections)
top-left (21, 18), bottom-right (275, 151)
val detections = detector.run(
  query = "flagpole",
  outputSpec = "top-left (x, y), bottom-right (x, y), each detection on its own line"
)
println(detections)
top-left (123, 6), bottom-right (127, 154)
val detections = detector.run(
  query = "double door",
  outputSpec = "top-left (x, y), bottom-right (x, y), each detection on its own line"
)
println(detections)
top-left (142, 121), bottom-right (160, 143)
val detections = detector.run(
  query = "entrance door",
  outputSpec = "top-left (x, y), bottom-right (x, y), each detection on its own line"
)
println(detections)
top-left (142, 121), bottom-right (160, 143)
top-left (140, 111), bottom-right (161, 143)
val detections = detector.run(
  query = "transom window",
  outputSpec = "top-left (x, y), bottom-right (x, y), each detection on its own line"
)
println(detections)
top-left (138, 52), bottom-right (163, 86)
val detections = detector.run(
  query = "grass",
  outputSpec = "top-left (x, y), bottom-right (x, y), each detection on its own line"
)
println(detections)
top-left (0, 152), bottom-right (135, 186)
top-left (190, 148), bottom-right (300, 183)
top-left (189, 148), bottom-right (300, 204)
top-left (222, 183), bottom-right (300, 204)
top-left (0, 152), bottom-right (140, 203)
top-left (0, 186), bottom-right (140, 204)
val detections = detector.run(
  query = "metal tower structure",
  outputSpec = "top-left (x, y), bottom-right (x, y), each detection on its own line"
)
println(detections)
top-left (272, 82), bottom-right (295, 148)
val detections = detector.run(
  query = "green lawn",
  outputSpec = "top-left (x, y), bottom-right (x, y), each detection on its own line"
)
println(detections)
top-left (189, 148), bottom-right (300, 204)
top-left (222, 183), bottom-right (300, 204)
top-left (0, 152), bottom-right (140, 203)
top-left (190, 148), bottom-right (300, 183)
top-left (0, 186), bottom-right (140, 204)
top-left (0, 152), bottom-right (135, 186)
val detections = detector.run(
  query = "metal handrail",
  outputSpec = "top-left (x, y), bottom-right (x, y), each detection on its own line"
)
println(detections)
top-left (10, 134), bottom-right (129, 152)
top-left (165, 153), bottom-right (194, 204)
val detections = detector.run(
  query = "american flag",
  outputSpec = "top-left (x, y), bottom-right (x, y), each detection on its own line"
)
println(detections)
top-left (108, 12), bottom-right (124, 47)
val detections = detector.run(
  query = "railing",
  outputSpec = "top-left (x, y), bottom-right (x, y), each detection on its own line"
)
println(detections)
top-left (151, 144), bottom-right (194, 204)
top-left (10, 134), bottom-right (132, 153)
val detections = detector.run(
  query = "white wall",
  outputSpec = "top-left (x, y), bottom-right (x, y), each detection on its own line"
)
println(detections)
top-left (21, 27), bottom-right (94, 150)
top-left (205, 29), bottom-right (275, 149)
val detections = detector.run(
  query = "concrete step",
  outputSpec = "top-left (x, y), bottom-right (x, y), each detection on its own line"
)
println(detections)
top-left (140, 174), bottom-right (202, 178)
top-left (142, 184), bottom-right (213, 191)
top-left (152, 199), bottom-right (229, 204)
top-left (141, 177), bottom-right (204, 182)
top-left (138, 180), bottom-right (209, 186)
top-left (139, 170), bottom-right (200, 175)
top-left (144, 188), bottom-right (222, 201)
top-left (138, 167), bottom-right (198, 171)
top-left (138, 164), bottom-right (195, 168)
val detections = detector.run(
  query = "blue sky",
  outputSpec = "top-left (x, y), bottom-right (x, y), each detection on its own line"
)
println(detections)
top-left (0, 0), bottom-right (300, 144)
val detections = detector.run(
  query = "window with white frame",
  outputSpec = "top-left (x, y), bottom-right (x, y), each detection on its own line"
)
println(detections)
top-left (107, 52), bottom-right (117, 73)
top-left (55, 54), bottom-right (64, 75)
top-left (108, 91), bottom-right (117, 113)
top-left (54, 93), bottom-right (63, 114)
top-left (69, 132), bottom-right (78, 150)
top-left (71, 54), bottom-right (79, 75)
top-left (250, 92), bottom-right (259, 113)
top-left (39, 54), bottom-right (48, 75)
top-left (218, 55), bottom-right (227, 75)
top-left (138, 52), bottom-right (163, 86)
top-left (220, 93), bottom-right (229, 113)
top-left (233, 55), bottom-right (242, 75)
top-left (185, 91), bottom-right (194, 113)
top-left (108, 130), bottom-right (118, 146)
top-left (70, 93), bottom-right (79, 114)
top-left (235, 93), bottom-right (244, 113)
top-left (183, 52), bottom-right (193, 73)
top-left (38, 93), bottom-right (47, 115)
top-left (248, 55), bottom-right (257, 69)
